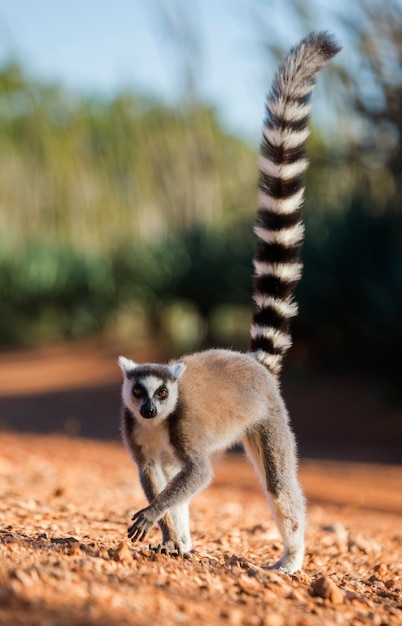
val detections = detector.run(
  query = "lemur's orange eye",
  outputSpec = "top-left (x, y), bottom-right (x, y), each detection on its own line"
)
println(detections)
top-left (157, 387), bottom-right (168, 399)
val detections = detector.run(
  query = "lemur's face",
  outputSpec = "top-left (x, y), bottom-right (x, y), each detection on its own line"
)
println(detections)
top-left (127, 374), bottom-right (175, 420)
top-left (118, 357), bottom-right (185, 421)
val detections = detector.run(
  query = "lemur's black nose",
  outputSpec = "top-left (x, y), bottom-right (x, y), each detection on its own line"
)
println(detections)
top-left (140, 401), bottom-right (157, 419)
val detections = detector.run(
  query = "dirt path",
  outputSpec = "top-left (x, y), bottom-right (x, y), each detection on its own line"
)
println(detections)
top-left (0, 432), bottom-right (401, 626)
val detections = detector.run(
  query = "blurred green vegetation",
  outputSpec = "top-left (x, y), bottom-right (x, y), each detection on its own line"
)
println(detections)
top-left (0, 1), bottom-right (401, 396)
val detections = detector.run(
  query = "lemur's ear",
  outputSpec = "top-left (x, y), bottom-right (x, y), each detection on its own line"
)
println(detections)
top-left (118, 356), bottom-right (138, 376)
top-left (167, 362), bottom-right (186, 379)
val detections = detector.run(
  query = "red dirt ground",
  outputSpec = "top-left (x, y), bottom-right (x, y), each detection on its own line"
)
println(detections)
top-left (0, 343), bottom-right (401, 625)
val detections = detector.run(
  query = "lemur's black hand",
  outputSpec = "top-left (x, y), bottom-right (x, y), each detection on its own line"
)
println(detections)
top-left (128, 507), bottom-right (155, 542)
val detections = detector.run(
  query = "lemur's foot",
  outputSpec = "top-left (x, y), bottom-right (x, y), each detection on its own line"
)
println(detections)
top-left (148, 541), bottom-right (191, 558)
top-left (266, 552), bottom-right (304, 575)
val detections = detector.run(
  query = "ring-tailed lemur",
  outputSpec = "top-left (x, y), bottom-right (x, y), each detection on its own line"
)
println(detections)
top-left (118, 31), bottom-right (340, 574)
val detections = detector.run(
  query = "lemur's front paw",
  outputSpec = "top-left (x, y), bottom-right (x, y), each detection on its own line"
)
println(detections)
top-left (128, 507), bottom-right (156, 543)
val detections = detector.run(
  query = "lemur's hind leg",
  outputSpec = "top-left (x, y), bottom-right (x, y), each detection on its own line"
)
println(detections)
top-left (243, 418), bottom-right (306, 574)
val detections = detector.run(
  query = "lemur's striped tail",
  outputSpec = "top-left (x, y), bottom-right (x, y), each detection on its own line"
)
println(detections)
top-left (250, 31), bottom-right (340, 378)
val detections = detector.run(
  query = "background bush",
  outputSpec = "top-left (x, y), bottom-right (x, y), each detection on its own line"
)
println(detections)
top-left (1, 0), bottom-right (402, 399)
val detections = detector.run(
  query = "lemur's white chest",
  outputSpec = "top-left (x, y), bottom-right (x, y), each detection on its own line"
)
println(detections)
top-left (135, 418), bottom-right (177, 463)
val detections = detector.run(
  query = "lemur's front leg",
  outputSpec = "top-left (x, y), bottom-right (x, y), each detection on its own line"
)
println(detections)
top-left (128, 458), bottom-right (183, 555)
top-left (128, 458), bottom-right (212, 551)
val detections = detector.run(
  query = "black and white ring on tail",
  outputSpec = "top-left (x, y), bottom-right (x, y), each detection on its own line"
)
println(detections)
top-left (119, 32), bottom-right (341, 574)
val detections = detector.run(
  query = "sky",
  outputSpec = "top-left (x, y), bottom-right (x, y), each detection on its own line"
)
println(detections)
top-left (0, 0), bottom-right (345, 141)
